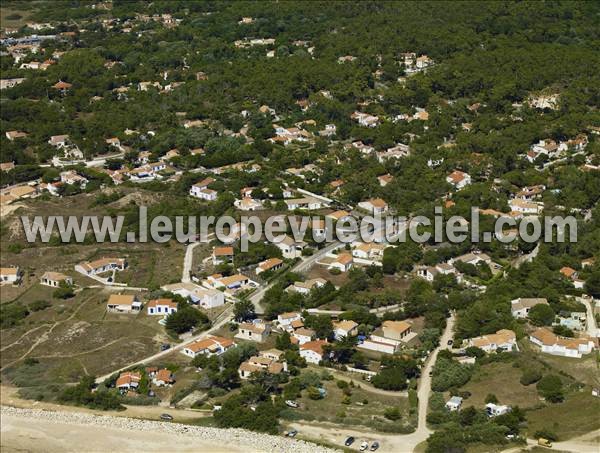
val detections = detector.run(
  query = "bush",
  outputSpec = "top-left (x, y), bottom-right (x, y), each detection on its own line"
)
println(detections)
top-left (520, 369), bottom-right (542, 386)
top-left (29, 300), bottom-right (51, 312)
top-left (485, 393), bottom-right (498, 404)
top-left (536, 375), bottom-right (564, 403)
top-left (384, 407), bottom-right (402, 420)
top-left (534, 429), bottom-right (558, 442)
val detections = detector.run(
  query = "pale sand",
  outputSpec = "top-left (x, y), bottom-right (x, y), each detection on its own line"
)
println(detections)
top-left (0, 412), bottom-right (249, 453)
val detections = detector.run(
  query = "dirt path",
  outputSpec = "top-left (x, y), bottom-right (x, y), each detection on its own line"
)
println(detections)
top-left (0, 323), bottom-right (53, 352)
top-left (1, 294), bottom-right (95, 370)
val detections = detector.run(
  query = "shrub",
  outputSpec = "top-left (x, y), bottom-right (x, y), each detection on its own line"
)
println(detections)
top-left (29, 300), bottom-right (51, 311)
top-left (384, 407), bottom-right (402, 421)
top-left (520, 369), bottom-right (542, 386)
top-left (536, 375), bottom-right (564, 403)
top-left (534, 429), bottom-right (558, 441)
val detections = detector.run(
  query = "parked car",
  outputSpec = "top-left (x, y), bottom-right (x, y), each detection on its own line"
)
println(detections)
top-left (160, 413), bottom-right (173, 421)
top-left (370, 441), bottom-right (380, 451)
top-left (284, 430), bottom-right (298, 437)
top-left (359, 441), bottom-right (369, 451)
top-left (447, 340), bottom-right (453, 346)
top-left (344, 436), bottom-right (355, 446)
top-left (160, 343), bottom-right (171, 351)
top-left (538, 438), bottom-right (552, 448)
top-left (285, 400), bottom-right (299, 408)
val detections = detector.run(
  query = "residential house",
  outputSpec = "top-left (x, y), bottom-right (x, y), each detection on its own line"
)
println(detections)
top-left (377, 144), bottom-right (411, 162)
top-left (238, 352), bottom-right (287, 379)
top-left (75, 257), bottom-right (127, 276)
top-left (116, 371), bottom-right (141, 391)
top-left (446, 396), bottom-right (463, 411)
top-left (182, 336), bottom-right (235, 358)
top-left (161, 282), bottom-right (225, 309)
top-left (509, 199), bottom-right (542, 215)
top-left (106, 294), bottom-right (142, 313)
top-left (277, 312), bottom-right (303, 330)
top-left (529, 327), bottom-right (595, 358)
top-left (446, 170), bottom-right (472, 190)
top-left (486, 403), bottom-right (511, 417)
top-left (0, 267), bottom-right (21, 284)
top-left (256, 258), bottom-right (284, 275)
top-left (466, 329), bottom-right (517, 353)
top-left (5, 130), bottom-right (28, 141)
top-left (287, 278), bottom-right (327, 295)
top-left (351, 111), bottom-right (379, 128)
top-left (275, 235), bottom-right (306, 259)
top-left (333, 320), bottom-right (358, 341)
top-left (190, 177), bottom-right (217, 201)
top-left (48, 134), bottom-right (70, 148)
top-left (299, 339), bottom-right (328, 364)
top-left (39, 271), bottom-right (72, 288)
top-left (326, 210), bottom-right (352, 222)
top-left (329, 253), bottom-right (353, 272)
top-left (235, 321), bottom-right (271, 343)
top-left (146, 298), bottom-right (178, 316)
top-left (378, 174), bottom-right (394, 187)
top-left (293, 327), bottom-right (316, 345)
top-left (511, 298), bottom-right (549, 319)
top-left (60, 170), bottom-right (88, 188)
top-left (209, 273), bottom-right (255, 291)
top-left (358, 198), bottom-right (388, 214)
top-left (212, 246), bottom-right (234, 265)
top-left (284, 197), bottom-right (324, 210)
top-left (234, 197), bottom-right (263, 211)
top-left (153, 368), bottom-right (175, 387)
top-left (352, 242), bottom-right (387, 261)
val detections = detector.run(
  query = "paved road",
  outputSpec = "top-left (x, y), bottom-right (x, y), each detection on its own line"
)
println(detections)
top-left (249, 241), bottom-right (342, 314)
top-left (578, 296), bottom-right (599, 338)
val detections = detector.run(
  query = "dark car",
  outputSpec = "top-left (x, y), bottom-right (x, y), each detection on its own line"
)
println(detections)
top-left (370, 441), bottom-right (380, 451)
top-left (160, 343), bottom-right (171, 351)
top-left (447, 340), bottom-right (453, 346)
top-left (344, 436), bottom-right (355, 446)
top-left (160, 413), bottom-right (173, 421)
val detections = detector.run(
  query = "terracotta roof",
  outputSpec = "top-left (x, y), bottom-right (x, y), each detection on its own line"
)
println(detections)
top-left (116, 371), bottom-right (141, 387)
top-left (213, 246), bottom-right (234, 256)
top-left (258, 258), bottom-right (283, 271)
top-left (471, 329), bottom-right (516, 348)
top-left (290, 319), bottom-right (304, 329)
top-left (560, 267), bottom-right (577, 278)
top-left (447, 170), bottom-right (467, 183)
top-left (41, 271), bottom-right (70, 281)
top-left (0, 267), bottom-right (18, 276)
top-left (279, 311), bottom-right (301, 320)
top-left (382, 320), bottom-right (412, 335)
top-left (334, 320), bottom-right (358, 332)
top-left (300, 339), bottom-right (328, 355)
top-left (294, 327), bottom-right (316, 338)
top-left (186, 336), bottom-right (234, 353)
top-left (335, 253), bottom-right (353, 265)
top-left (155, 368), bottom-right (173, 383)
top-left (368, 198), bottom-right (387, 208)
top-left (53, 80), bottom-right (72, 90)
top-left (147, 298), bottom-right (177, 309)
top-left (107, 294), bottom-right (135, 306)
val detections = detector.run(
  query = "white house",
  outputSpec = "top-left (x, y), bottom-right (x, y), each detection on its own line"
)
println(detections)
top-left (75, 257), bottom-right (126, 276)
top-left (235, 321), bottom-right (271, 343)
top-left (446, 170), bottom-right (472, 190)
top-left (275, 235), bottom-right (306, 259)
top-left (48, 134), bottom-right (69, 148)
top-left (467, 329), bottom-right (517, 353)
top-left (508, 199), bottom-right (542, 215)
top-left (358, 337), bottom-right (399, 355)
top-left (0, 267), bottom-right (21, 284)
top-left (39, 271), bottom-right (72, 287)
top-left (446, 396), bottom-right (463, 411)
top-left (287, 278), bottom-right (327, 295)
top-left (529, 327), bottom-right (595, 358)
top-left (293, 327), bottom-right (316, 345)
top-left (256, 258), bottom-right (284, 275)
top-left (182, 336), bottom-right (235, 358)
top-left (333, 320), bottom-right (358, 341)
top-left (284, 197), bottom-right (324, 211)
top-left (329, 253), bottom-right (353, 272)
top-left (106, 294), bottom-right (142, 313)
top-left (190, 177), bottom-right (217, 200)
top-left (486, 403), bottom-right (511, 417)
top-left (299, 339), bottom-right (328, 364)
top-left (357, 198), bottom-right (388, 214)
top-left (147, 298), bottom-right (178, 316)
top-left (277, 312), bottom-right (302, 329)
top-left (511, 298), bottom-right (549, 319)
top-left (212, 246), bottom-right (234, 265)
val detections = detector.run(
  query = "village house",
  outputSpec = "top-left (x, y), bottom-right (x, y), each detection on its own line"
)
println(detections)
top-left (212, 246), bottom-right (234, 265)
top-left (39, 271), bottom-right (72, 288)
top-left (234, 197), bottom-right (263, 211)
top-left (106, 294), bottom-right (142, 313)
top-left (466, 329), bottom-right (517, 353)
top-left (352, 242), bottom-right (387, 261)
top-left (511, 298), bottom-right (549, 319)
top-left (446, 396), bottom-right (463, 411)
top-left (116, 371), bottom-right (141, 391)
top-left (60, 170), bottom-right (88, 188)
top-left (256, 257), bottom-right (284, 275)
top-left (0, 267), bottom-right (21, 284)
top-left (378, 174), bottom-right (394, 187)
top-left (329, 253), bottom-right (354, 272)
top-left (189, 177), bottom-right (217, 201)
top-left (358, 198), bottom-right (388, 215)
top-left (377, 144), bottom-right (411, 162)
top-left (5, 130), bottom-right (28, 141)
top-left (277, 312), bottom-right (303, 330)
top-left (446, 170), bottom-right (472, 190)
top-left (238, 352), bottom-right (287, 379)
top-left (208, 273), bottom-right (256, 291)
top-left (152, 368), bottom-right (175, 387)
top-left (287, 278), bottom-right (327, 295)
top-left (284, 196), bottom-right (325, 211)
top-left (146, 298), bottom-right (178, 316)
top-left (416, 263), bottom-right (457, 282)
top-left (161, 283), bottom-right (225, 309)
top-left (299, 339), bottom-right (328, 364)
top-left (48, 134), bottom-right (70, 148)
top-left (333, 320), bottom-right (358, 341)
top-left (450, 252), bottom-right (492, 267)
top-left (351, 111), bottom-right (380, 128)
top-left (75, 257), bottom-right (127, 276)
top-left (0, 162), bottom-right (16, 172)
top-left (182, 336), bottom-right (235, 358)
top-left (293, 327), bottom-right (316, 345)
top-left (275, 235), bottom-right (306, 259)
top-left (509, 198), bottom-right (542, 215)
top-left (529, 327), bottom-right (595, 358)
top-left (326, 210), bottom-right (352, 223)
top-left (486, 403), bottom-right (511, 417)
top-left (515, 185), bottom-right (545, 201)
top-left (235, 321), bottom-right (271, 343)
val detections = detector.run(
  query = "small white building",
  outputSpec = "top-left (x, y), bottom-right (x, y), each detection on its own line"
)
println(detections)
top-left (511, 298), bottom-right (549, 319)
top-left (293, 327), bottom-right (316, 345)
top-left (275, 235), bottom-right (306, 259)
top-left (333, 320), bottom-right (358, 341)
top-left (299, 339), bottom-right (328, 364)
top-left (0, 267), bottom-right (21, 284)
top-left (182, 336), bottom-right (235, 358)
top-left (40, 271), bottom-right (72, 288)
top-left (277, 312), bottom-right (302, 329)
top-left (147, 298), bottom-right (178, 316)
top-left (235, 322), bottom-right (271, 343)
top-left (446, 170), bottom-right (472, 190)
top-left (486, 403), bottom-right (511, 417)
top-left (446, 396), bottom-right (463, 411)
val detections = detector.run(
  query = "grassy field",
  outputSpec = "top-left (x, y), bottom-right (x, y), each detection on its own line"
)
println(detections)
top-left (526, 390), bottom-right (600, 440)
top-left (460, 361), bottom-right (541, 409)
